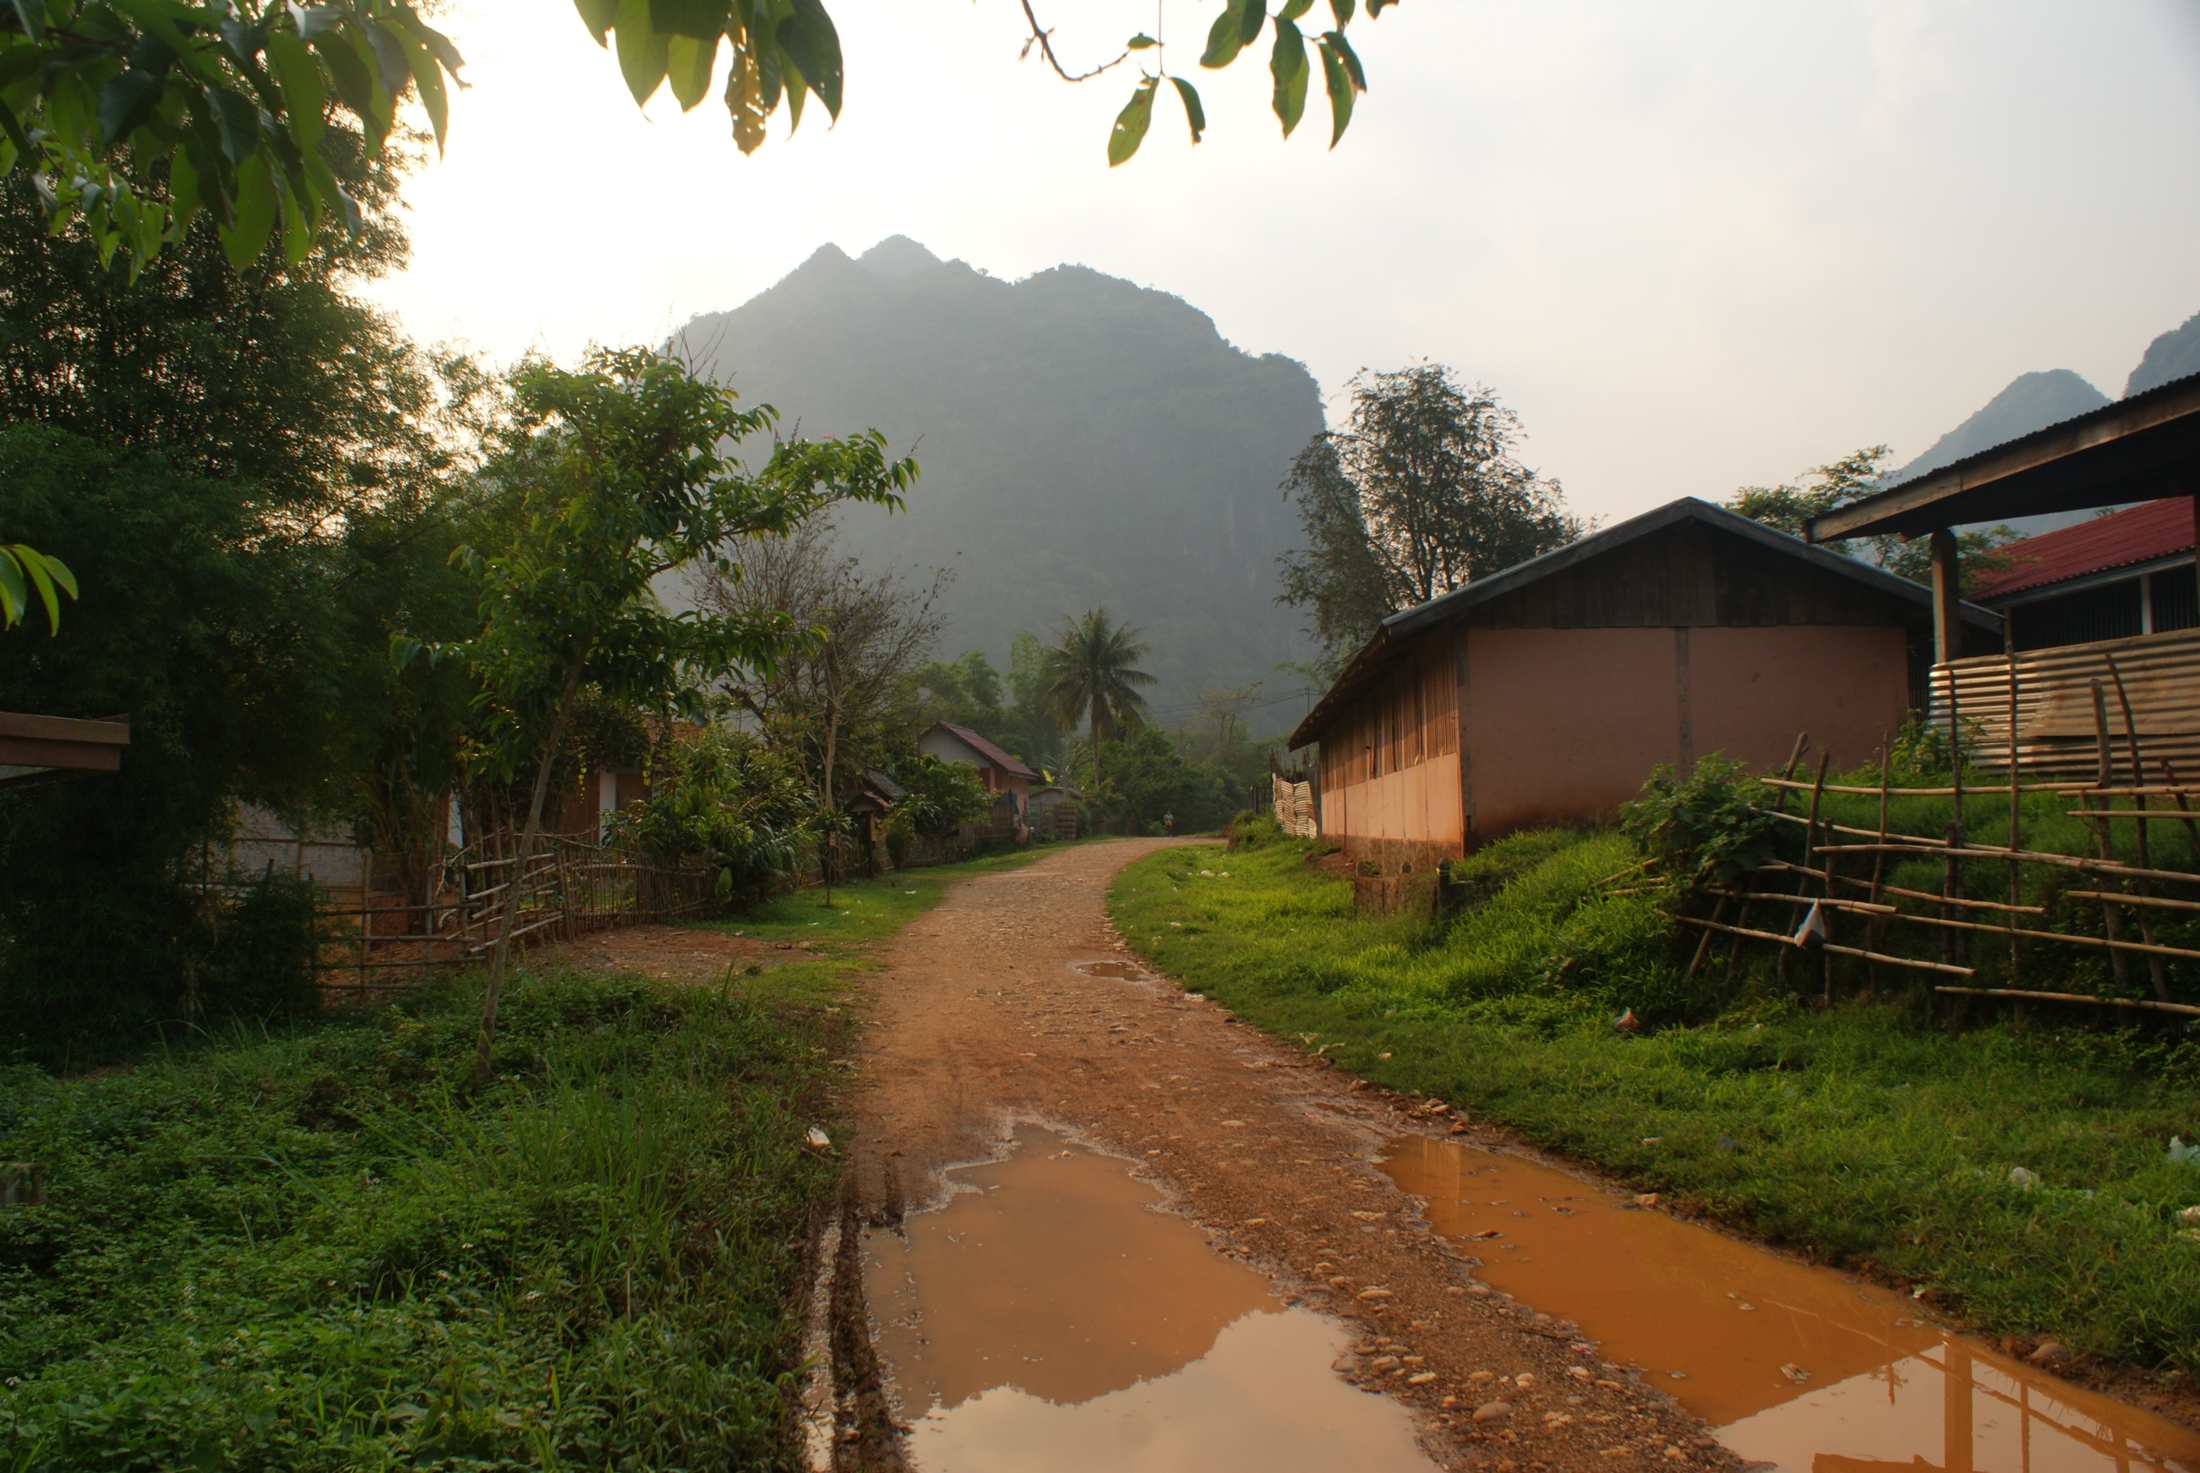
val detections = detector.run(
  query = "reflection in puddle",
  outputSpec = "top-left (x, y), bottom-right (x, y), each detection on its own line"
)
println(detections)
top-left (866, 1124), bottom-right (1436, 1471)
top-left (1070, 959), bottom-right (1149, 982)
top-left (1379, 1135), bottom-right (2200, 1473)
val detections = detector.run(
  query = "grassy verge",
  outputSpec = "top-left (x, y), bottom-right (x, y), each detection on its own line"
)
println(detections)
top-left (1110, 833), bottom-right (2200, 1375)
top-left (0, 846), bottom-right (1049, 1471)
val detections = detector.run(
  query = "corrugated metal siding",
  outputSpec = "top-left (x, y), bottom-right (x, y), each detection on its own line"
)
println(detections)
top-left (1930, 626), bottom-right (2200, 779)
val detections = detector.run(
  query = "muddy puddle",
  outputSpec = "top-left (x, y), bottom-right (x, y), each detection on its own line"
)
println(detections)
top-left (1379, 1135), bottom-right (2200, 1473)
top-left (1069, 959), bottom-right (1149, 982)
top-left (865, 1124), bottom-right (1437, 1471)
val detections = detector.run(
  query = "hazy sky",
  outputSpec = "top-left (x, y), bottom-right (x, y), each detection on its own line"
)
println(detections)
top-left (368, 1), bottom-right (2200, 526)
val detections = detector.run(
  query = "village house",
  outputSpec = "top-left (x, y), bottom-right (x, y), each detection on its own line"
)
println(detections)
top-left (917, 721), bottom-right (1037, 818)
top-left (1287, 497), bottom-right (1999, 906)
top-left (1972, 498), bottom-right (2197, 652)
top-left (1809, 371), bottom-right (2200, 780)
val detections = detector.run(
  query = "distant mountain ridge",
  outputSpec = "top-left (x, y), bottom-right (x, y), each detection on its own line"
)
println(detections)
top-left (670, 237), bottom-right (1320, 714)
top-left (1892, 309), bottom-right (2198, 538)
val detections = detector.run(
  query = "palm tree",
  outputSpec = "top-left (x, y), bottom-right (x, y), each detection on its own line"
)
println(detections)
top-left (1040, 608), bottom-right (1156, 798)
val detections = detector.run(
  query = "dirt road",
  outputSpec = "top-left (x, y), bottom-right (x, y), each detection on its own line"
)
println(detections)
top-left (832, 838), bottom-right (1735, 1472)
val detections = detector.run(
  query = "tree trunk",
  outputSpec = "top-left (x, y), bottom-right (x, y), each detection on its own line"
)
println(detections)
top-left (820, 695), bottom-right (839, 903)
top-left (474, 651), bottom-right (588, 1086)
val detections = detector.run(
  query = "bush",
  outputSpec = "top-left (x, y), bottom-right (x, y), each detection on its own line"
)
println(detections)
top-left (1228, 810), bottom-right (1286, 849)
top-left (1619, 753), bottom-right (1780, 889)
top-left (886, 754), bottom-right (989, 837)
top-left (603, 728), bottom-right (815, 903)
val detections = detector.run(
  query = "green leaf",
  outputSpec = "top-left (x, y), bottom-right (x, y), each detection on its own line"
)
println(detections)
top-left (1269, 18), bottom-right (1307, 135)
top-left (0, 550), bottom-right (26, 629)
top-left (1329, 0), bottom-right (1354, 24)
top-left (665, 32), bottom-right (717, 111)
top-left (17, 545), bottom-right (59, 633)
top-left (1238, 0), bottom-right (1267, 45)
top-left (290, 4), bottom-right (345, 41)
top-left (1126, 32), bottom-right (1156, 49)
top-left (265, 31), bottom-right (326, 150)
top-left (6, 0), bottom-right (42, 42)
top-left (278, 169), bottom-right (310, 264)
top-left (206, 83), bottom-right (261, 164)
top-left (1329, 25), bottom-right (1366, 90)
top-left (0, 96), bottom-right (28, 158)
top-left (404, 33), bottom-right (449, 149)
top-left (366, 19), bottom-right (409, 95)
top-left (98, 70), bottom-right (165, 146)
top-left (776, 0), bottom-right (841, 118)
top-left (573, 0), bottom-right (617, 43)
top-left (1106, 76), bottom-right (1156, 166)
top-left (1317, 34), bottom-right (1353, 146)
top-left (648, 0), bottom-right (729, 38)
top-left (167, 143), bottom-right (201, 234)
top-left (219, 150), bottom-right (277, 267)
top-left (392, 11), bottom-right (465, 77)
top-left (1170, 76), bottom-right (1204, 144)
top-left (313, 30), bottom-right (382, 140)
top-left (1279, 0), bottom-right (1315, 19)
top-left (613, 0), bottom-right (669, 104)
top-left (1201, 2), bottom-right (1245, 67)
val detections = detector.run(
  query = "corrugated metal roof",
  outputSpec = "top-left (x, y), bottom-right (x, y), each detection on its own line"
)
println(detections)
top-left (1971, 498), bottom-right (2196, 601)
top-left (930, 721), bottom-right (1039, 779)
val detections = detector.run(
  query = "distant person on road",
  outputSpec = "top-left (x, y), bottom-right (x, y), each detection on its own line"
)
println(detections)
top-left (1162, 811), bottom-right (1175, 835)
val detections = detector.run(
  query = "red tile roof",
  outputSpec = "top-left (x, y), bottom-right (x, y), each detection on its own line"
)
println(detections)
top-left (932, 722), bottom-right (1039, 780)
top-left (1971, 498), bottom-right (2196, 601)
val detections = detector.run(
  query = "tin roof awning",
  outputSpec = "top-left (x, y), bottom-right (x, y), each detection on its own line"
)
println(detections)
top-left (0, 711), bottom-right (131, 787)
top-left (1807, 372), bottom-right (2200, 544)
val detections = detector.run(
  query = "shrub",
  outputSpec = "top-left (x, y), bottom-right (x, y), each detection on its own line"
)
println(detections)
top-left (1620, 754), bottom-right (1781, 889)
top-left (603, 728), bottom-right (815, 902)
top-left (886, 755), bottom-right (989, 837)
top-left (1228, 810), bottom-right (1286, 849)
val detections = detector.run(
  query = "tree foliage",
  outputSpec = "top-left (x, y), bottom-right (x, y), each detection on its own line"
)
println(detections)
top-left (1725, 445), bottom-right (2016, 593)
top-left (603, 725), bottom-right (816, 901)
top-left (2, 0), bottom-right (1409, 274)
top-left (0, 0), bottom-right (463, 275)
top-left (426, 345), bottom-right (916, 1077)
top-left (1040, 607), bottom-right (1155, 793)
top-left (1278, 363), bottom-right (1579, 667)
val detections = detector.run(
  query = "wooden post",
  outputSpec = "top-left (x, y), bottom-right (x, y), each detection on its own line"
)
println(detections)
top-left (1791, 751), bottom-right (1831, 993)
top-left (2105, 656), bottom-right (2173, 1003)
top-left (1929, 528), bottom-right (1963, 667)
top-left (1731, 732), bottom-right (1810, 981)
top-left (1943, 655), bottom-right (1965, 973)
top-left (2006, 655), bottom-right (2022, 986)
top-left (2087, 682), bottom-right (2134, 991)
top-left (1864, 746), bottom-right (1891, 993)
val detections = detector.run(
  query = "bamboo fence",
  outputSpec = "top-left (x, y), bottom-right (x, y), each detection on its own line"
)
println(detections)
top-left (310, 829), bottom-right (715, 1000)
top-left (1676, 648), bottom-right (2200, 1020)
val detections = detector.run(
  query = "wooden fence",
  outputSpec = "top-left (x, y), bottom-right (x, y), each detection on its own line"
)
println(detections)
top-left (311, 830), bottom-right (715, 999)
top-left (1671, 651), bottom-right (2200, 1019)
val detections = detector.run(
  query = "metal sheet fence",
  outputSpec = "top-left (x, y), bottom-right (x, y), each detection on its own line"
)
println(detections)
top-left (1930, 627), bottom-right (2200, 781)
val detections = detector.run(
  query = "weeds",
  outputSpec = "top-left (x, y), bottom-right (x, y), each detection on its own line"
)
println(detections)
top-left (1110, 835), bottom-right (2200, 1374)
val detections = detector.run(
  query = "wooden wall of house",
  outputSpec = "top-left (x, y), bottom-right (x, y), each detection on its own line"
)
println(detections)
top-left (1472, 520), bottom-right (1930, 633)
top-left (1313, 629), bottom-right (1464, 856)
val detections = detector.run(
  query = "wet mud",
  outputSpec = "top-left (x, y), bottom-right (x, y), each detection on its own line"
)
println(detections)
top-left (1379, 1134), bottom-right (2200, 1473)
top-left (865, 1123), bottom-right (1438, 1471)
top-left (1069, 958), bottom-right (1150, 982)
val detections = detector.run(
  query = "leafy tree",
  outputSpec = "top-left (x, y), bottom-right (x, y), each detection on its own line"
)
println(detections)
top-left (885, 752), bottom-right (990, 838)
top-left (699, 512), bottom-right (948, 882)
top-left (0, 426), bottom-right (345, 1061)
top-left (1069, 726), bottom-right (1235, 834)
top-left (426, 346), bottom-right (914, 1080)
top-left (603, 726), bottom-right (816, 902)
top-left (1040, 607), bottom-right (1155, 795)
top-left (1278, 363), bottom-right (1579, 667)
top-left (1725, 445), bottom-right (2017, 593)
top-left (2, 0), bottom-right (1405, 272)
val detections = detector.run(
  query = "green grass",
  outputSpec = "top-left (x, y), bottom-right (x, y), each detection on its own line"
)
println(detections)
top-left (703, 845), bottom-right (1066, 960)
top-left (0, 845), bottom-right (1056, 1471)
top-left (1110, 833), bottom-right (2200, 1375)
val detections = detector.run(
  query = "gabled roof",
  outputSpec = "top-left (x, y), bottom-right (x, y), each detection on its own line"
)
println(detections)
top-left (1972, 498), bottom-right (2196, 602)
top-left (1289, 497), bottom-right (1998, 750)
top-left (926, 721), bottom-right (1039, 780)
top-left (1806, 371), bottom-right (2200, 544)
